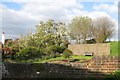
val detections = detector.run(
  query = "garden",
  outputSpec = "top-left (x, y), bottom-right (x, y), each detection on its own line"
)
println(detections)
top-left (2, 16), bottom-right (119, 63)
top-left (2, 16), bottom-right (120, 79)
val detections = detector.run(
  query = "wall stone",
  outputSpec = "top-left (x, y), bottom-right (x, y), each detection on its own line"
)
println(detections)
top-left (68, 43), bottom-right (110, 56)
top-left (3, 56), bottom-right (120, 79)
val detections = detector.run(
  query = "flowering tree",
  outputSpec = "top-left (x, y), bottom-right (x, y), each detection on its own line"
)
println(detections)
top-left (18, 19), bottom-right (68, 51)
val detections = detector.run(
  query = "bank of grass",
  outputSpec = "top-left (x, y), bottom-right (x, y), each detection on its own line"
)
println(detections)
top-left (110, 41), bottom-right (120, 56)
top-left (25, 55), bottom-right (93, 63)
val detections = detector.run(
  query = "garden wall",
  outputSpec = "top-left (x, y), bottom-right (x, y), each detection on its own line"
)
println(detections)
top-left (3, 56), bottom-right (120, 79)
top-left (68, 43), bottom-right (110, 56)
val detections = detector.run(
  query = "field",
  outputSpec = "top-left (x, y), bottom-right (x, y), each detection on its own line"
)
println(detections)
top-left (110, 41), bottom-right (120, 56)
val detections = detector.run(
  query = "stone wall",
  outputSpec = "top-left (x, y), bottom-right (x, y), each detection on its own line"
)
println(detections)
top-left (85, 56), bottom-right (120, 74)
top-left (3, 56), bottom-right (120, 79)
top-left (68, 43), bottom-right (110, 56)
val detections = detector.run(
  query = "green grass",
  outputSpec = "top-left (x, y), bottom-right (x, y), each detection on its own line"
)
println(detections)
top-left (33, 56), bottom-right (65, 63)
top-left (71, 55), bottom-right (92, 60)
top-left (31, 55), bottom-right (93, 63)
top-left (110, 41), bottom-right (120, 56)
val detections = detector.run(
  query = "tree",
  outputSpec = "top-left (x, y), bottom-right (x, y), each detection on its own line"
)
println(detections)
top-left (92, 17), bottom-right (115, 43)
top-left (69, 16), bottom-right (92, 44)
top-left (18, 19), bottom-right (68, 50)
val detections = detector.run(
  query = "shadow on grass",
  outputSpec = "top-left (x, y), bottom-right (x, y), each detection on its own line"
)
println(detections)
top-left (2, 62), bottom-right (120, 80)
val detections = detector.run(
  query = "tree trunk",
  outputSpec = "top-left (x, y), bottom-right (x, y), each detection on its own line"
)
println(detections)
top-left (83, 36), bottom-right (87, 44)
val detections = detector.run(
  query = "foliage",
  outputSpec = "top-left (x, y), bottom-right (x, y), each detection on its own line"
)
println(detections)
top-left (57, 46), bottom-right (66, 53)
top-left (113, 70), bottom-right (120, 78)
top-left (69, 16), bottom-right (92, 44)
top-left (16, 47), bottom-right (44, 60)
top-left (62, 49), bottom-right (73, 58)
top-left (69, 16), bottom-right (115, 44)
top-left (11, 39), bottom-right (19, 53)
top-left (5, 40), bottom-right (12, 48)
top-left (62, 40), bottom-right (70, 48)
top-left (46, 45), bottom-right (58, 54)
top-left (18, 19), bottom-right (68, 52)
top-left (2, 47), bottom-right (12, 57)
top-left (46, 45), bottom-right (66, 54)
top-left (104, 70), bottom-right (120, 80)
top-left (3, 39), bottom-right (19, 58)
top-left (10, 17), bottom-right (115, 61)
top-left (92, 17), bottom-right (115, 43)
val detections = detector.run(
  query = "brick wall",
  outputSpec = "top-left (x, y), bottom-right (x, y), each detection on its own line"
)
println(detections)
top-left (85, 56), bottom-right (120, 74)
top-left (68, 43), bottom-right (110, 56)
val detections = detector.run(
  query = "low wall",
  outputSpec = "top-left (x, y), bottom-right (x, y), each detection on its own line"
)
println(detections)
top-left (3, 56), bottom-right (120, 79)
top-left (85, 56), bottom-right (120, 74)
top-left (68, 43), bottom-right (110, 56)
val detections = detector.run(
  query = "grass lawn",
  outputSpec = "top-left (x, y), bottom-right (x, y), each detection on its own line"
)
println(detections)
top-left (71, 55), bottom-right (93, 60)
top-left (28, 55), bottom-right (93, 63)
top-left (110, 41), bottom-right (120, 56)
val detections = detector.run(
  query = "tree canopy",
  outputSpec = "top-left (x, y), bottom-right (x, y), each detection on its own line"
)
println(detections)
top-left (69, 16), bottom-right (115, 44)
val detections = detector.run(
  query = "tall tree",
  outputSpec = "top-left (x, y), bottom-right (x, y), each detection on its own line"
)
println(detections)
top-left (92, 17), bottom-right (115, 43)
top-left (69, 16), bottom-right (92, 44)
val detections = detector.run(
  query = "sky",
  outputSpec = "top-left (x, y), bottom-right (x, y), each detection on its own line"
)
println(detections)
top-left (0, 0), bottom-right (119, 41)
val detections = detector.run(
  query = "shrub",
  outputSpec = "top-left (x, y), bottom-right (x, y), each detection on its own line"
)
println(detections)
top-left (2, 47), bottom-right (12, 55)
top-left (56, 46), bottom-right (66, 53)
top-left (113, 70), bottom-right (120, 78)
top-left (16, 47), bottom-right (44, 60)
top-left (104, 70), bottom-right (120, 80)
top-left (46, 45), bottom-right (58, 54)
top-left (62, 49), bottom-right (73, 58)
top-left (46, 45), bottom-right (66, 54)
top-left (63, 40), bottom-right (70, 48)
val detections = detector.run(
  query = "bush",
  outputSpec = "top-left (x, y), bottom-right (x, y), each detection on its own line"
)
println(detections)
top-left (46, 45), bottom-right (58, 54)
top-left (62, 49), bottom-right (73, 58)
top-left (104, 70), bottom-right (120, 80)
top-left (113, 70), bottom-right (120, 78)
top-left (46, 45), bottom-right (66, 54)
top-left (56, 46), bottom-right (66, 53)
top-left (16, 47), bottom-right (44, 60)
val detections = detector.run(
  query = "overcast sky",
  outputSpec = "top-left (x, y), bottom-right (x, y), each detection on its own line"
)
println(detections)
top-left (0, 0), bottom-right (119, 41)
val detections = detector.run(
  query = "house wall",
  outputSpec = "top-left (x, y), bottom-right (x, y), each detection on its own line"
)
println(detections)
top-left (68, 43), bottom-right (110, 56)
